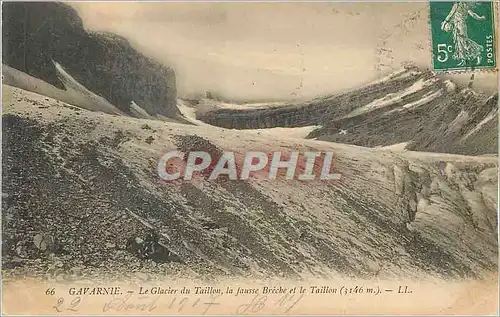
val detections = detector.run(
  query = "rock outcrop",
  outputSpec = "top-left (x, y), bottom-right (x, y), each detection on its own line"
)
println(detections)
top-left (198, 68), bottom-right (498, 156)
top-left (2, 2), bottom-right (179, 118)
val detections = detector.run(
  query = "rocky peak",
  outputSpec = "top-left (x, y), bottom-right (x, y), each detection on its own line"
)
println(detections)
top-left (2, 2), bottom-right (179, 118)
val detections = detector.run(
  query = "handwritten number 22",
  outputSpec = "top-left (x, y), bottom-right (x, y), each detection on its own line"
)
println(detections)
top-left (53, 297), bottom-right (81, 312)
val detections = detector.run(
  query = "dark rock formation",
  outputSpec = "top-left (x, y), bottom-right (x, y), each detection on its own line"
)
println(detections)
top-left (2, 2), bottom-right (179, 117)
top-left (198, 69), bottom-right (430, 129)
top-left (198, 68), bottom-right (498, 156)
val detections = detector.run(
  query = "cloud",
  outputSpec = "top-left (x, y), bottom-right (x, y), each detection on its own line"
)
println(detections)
top-left (70, 2), bottom-right (497, 100)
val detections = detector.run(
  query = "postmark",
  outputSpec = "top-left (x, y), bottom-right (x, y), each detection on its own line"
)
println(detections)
top-left (430, 1), bottom-right (497, 72)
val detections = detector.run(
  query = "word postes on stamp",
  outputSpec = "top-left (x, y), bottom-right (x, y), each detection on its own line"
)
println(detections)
top-left (430, 1), bottom-right (497, 72)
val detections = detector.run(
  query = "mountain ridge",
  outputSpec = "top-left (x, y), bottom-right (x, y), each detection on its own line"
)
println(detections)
top-left (196, 67), bottom-right (498, 156)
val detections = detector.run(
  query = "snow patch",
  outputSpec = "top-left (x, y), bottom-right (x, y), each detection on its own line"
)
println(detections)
top-left (196, 99), bottom-right (288, 111)
top-left (367, 68), bottom-right (422, 86)
top-left (462, 110), bottom-right (498, 141)
top-left (448, 110), bottom-right (470, 134)
top-left (402, 89), bottom-right (443, 110)
top-left (443, 80), bottom-right (456, 93)
top-left (177, 99), bottom-right (320, 139)
top-left (53, 60), bottom-right (124, 115)
top-left (347, 77), bottom-right (439, 117)
top-left (245, 125), bottom-right (322, 140)
top-left (130, 101), bottom-right (152, 119)
top-left (177, 100), bottom-right (212, 126)
top-left (376, 142), bottom-right (410, 152)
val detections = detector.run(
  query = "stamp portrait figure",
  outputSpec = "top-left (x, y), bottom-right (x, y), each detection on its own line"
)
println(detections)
top-left (440, 2), bottom-right (486, 66)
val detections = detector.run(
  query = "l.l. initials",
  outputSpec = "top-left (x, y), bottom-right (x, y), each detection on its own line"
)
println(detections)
top-left (398, 285), bottom-right (412, 294)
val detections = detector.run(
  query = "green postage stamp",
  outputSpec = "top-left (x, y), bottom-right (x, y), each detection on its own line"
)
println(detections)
top-left (430, 1), bottom-right (497, 71)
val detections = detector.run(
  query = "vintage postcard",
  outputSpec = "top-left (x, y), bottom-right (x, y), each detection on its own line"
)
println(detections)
top-left (1, 1), bottom-right (499, 315)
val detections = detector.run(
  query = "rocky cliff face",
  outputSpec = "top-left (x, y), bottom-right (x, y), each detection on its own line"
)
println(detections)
top-left (2, 2), bottom-right (179, 118)
top-left (198, 68), bottom-right (498, 156)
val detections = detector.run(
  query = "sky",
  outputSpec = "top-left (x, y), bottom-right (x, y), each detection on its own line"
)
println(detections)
top-left (70, 2), bottom-right (498, 101)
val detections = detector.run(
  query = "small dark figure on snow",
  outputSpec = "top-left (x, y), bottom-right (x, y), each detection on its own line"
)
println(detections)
top-left (143, 230), bottom-right (159, 257)
top-left (126, 230), bottom-right (159, 259)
